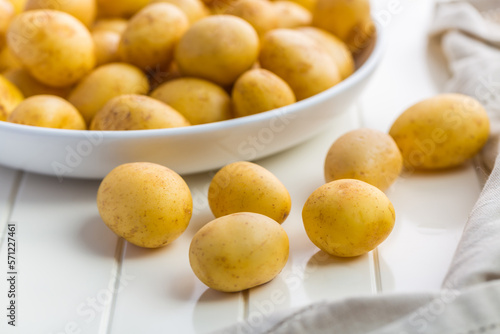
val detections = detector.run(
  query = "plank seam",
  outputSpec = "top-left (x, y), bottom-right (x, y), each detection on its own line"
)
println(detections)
top-left (0, 171), bottom-right (24, 250)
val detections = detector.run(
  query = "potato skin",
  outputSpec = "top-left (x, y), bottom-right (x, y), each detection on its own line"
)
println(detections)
top-left (24, 0), bottom-right (97, 27)
top-left (3, 68), bottom-right (72, 98)
top-left (92, 30), bottom-right (121, 66)
top-left (324, 128), bottom-right (402, 191)
top-left (7, 10), bottom-right (96, 88)
top-left (225, 0), bottom-right (279, 37)
top-left (0, 73), bottom-right (23, 121)
top-left (273, 1), bottom-right (311, 28)
top-left (189, 212), bottom-right (289, 292)
top-left (91, 18), bottom-right (128, 34)
top-left (8, 95), bottom-right (86, 130)
top-left (232, 68), bottom-right (296, 117)
top-left (91, 94), bottom-right (190, 130)
top-left (389, 94), bottom-right (490, 170)
top-left (97, 0), bottom-right (149, 18)
top-left (302, 179), bottom-right (395, 257)
top-left (0, 0), bottom-right (15, 51)
top-left (151, 0), bottom-right (209, 24)
top-left (150, 77), bottom-right (231, 125)
top-left (259, 29), bottom-right (341, 100)
top-left (97, 162), bottom-right (193, 248)
top-left (175, 15), bottom-right (259, 86)
top-left (208, 161), bottom-right (291, 224)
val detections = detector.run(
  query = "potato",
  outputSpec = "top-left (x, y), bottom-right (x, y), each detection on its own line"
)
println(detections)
top-left (273, 1), bottom-right (311, 28)
top-left (0, 73), bottom-right (23, 121)
top-left (97, 162), bottom-right (193, 248)
top-left (225, 0), bottom-right (279, 37)
top-left (303, 179), bottom-right (395, 257)
top-left (24, 0), bottom-right (97, 27)
top-left (7, 95), bottom-right (86, 130)
top-left (0, 0), bottom-right (15, 51)
top-left (91, 18), bottom-right (128, 34)
top-left (7, 0), bottom-right (26, 14)
top-left (232, 68), bottom-right (296, 117)
top-left (273, 0), bottom-right (316, 12)
top-left (312, 0), bottom-right (374, 53)
top-left (92, 30), bottom-right (121, 66)
top-left (324, 128), bottom-right (402, 191)
top-left (97, 0), bottom-right (149, 18)
top-left (259, 29), bottom-right (341, 100)
top-left (3, 68), bottom-right (72, 98)
top-left (208, 161), bottom-right (291, 224)
top-left (389, 94), bottom-right (490, 170)
top-left (151, 77), bottom-right (231, 125)
top-left (7, 10), bottom-right (95, 87)
top-left (91, 94), bottom-right (190, 130)
top-left (297, 27), bottom-right (354, 79)
top-left (67, 63), bottom-right (149, 124)
top-left (152, 0), bottom-right (209, 24)
top-left (0, 46), bottom-right (22, 72)
top-left (119, 3), bottom-right (189, 71)
top-left (175, 15), bottom-right (259, 86)
top-left (189, 212), bottom-right (289, 292)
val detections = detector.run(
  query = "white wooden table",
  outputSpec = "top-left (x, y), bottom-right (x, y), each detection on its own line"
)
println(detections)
top-left (0, 1), bottom-right (483, 333)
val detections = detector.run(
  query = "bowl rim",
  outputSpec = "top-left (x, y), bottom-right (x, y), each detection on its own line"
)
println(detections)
top-left (0, 25), bottom-right (385, 139)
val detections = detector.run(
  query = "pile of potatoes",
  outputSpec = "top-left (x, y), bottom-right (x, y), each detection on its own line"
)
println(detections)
top-left (0, 0), bottom-right (375, 130)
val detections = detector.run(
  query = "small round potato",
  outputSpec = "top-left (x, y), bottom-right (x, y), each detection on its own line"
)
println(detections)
top-left (119, 3), bottom-right (189, 70)
top-left (152, 0), bottom-right (209, 23)
top-left (97, 162), bottom-right (193, 248)
top-left (96, 0), bottom-right (149, 18)
top-left (232, 68), bottom-right (296, 117)
top-left (0, 0), bottom-right (15, 51)
top-left (24, 0), bottom-right (96, 27)
top-left (389, 94), bottom-right (490, 170)
top-left (225, 0), bottom-right (279, 37)
top-left (208, 161), bottom-right (291, 224)
top-left (3, 68), bottom-right (72, 98)
top-left (67, 63), bottom-right (150, 124)
top-left (91, 94), bottom-right (190, 130)
top-left (297, 27), bottom-right (354, 79)
top-left (303, 179), bottom-right (395, 257)
top-left (259, 29), bottom-right (341, 100)
top-left (91, 18), bottom-right (128, 34)
top-left (92, 30), bottom-right (121, 66)
top-left (0, 73), bottom-right (23, 121)
top-left (324, 128), bottom-right (403, 191)
top-left (175, 15), bottom-right (259, 86)
top-left (7, 10), bottom-right (95, 87)
top-left (189, 212), bottom-right (289, 292)
top-left (273, 1), bottom-right (311, 28)
top-left (151, 77), bottom-right (231, 125)
top-left (8, 95), bottom-right (86, 130)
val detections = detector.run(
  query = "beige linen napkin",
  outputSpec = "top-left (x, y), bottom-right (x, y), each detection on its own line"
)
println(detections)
top-left (213, 1), bottom-right (500, 333)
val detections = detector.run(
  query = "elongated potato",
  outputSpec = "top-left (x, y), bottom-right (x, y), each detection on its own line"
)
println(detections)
top-left (3, 68), bottom-right (72, 98)
top-left (24, 0), bottom-right (96, 27)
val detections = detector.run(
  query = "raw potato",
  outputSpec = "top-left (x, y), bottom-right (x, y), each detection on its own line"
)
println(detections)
top-left (0, 46), bottom-right (22, 72)
top-left (0, 73), bottom-right (23, 121)
top-left (259, 29), bottom-right (341, 100)
top-left (302, 179), bottom-right (395, 257)
top-left (151, 77), bottom-right (231, 125)
top-left (24, 0), bottom-right (97, 27)
top-left (91, 94), bottom-right (190, 130)
top-left (273, 0), bottom-right (316, 12)
top-left (297, 27), bottom-right (354, 79)
top-left (0, 0), bottom-right (15, 51)
top-left (189, 212), bottom-right (289, 292)
top-left (3, 68), bottom-right (72, 98)
top-left (232, 68), bottom-right (296, 117)
top-left (67, 63), bottom-right (149, 124)
top-left (273, 1), bottom-right (311, 28)
top-left (119, 3), bottom-right (189, 70)
top-left (92, 18), bottom-right (128, 34)
top-left (152, 0), bottom-right (209, 23)
top-left (324, 128), bottom-right (403, 191)
top-left (175, 15), bottom-right (259, 86)
top-left (7, 0), bottom-right (26, 13)
top-left (97, 0), bottom-right (149, 18)
top-left (92, 30), bottom-right (121, 66)
top-left (7, 10), bottom-right (95, 87)
top-left (97, 162), bottom-right (193, 248)
top-left (225, 0), bottom-right (279, 37)
top-left (7, 95), bottom-right (86, 130)
top-left (389, 94), bottom-right (490, 170)
top-left (208, 161), bottom-right (291, 224)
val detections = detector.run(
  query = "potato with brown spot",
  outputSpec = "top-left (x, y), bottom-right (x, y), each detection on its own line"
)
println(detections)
top-left (97, 162), bottom-right (193, 248)
top-left (0, 73), bottom-right (23, 121)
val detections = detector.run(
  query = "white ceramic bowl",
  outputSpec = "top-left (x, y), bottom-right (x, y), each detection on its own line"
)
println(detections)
top-left (0, 27), bottom-right (385, 180)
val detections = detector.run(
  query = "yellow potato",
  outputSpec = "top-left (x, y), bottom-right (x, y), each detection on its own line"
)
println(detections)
top-left (91, 18), bottom-right (128, 34)
top-left (67, 63), bottom-right (149, 124)
top-left (3, 68), bottom-right (72, 98)
top-left (97, 0), bottom-right (149, 18)
top-left (272, 0), bottom-right (316, 12)
top-left (152, 0), bottom-right (209, 24)
top-left (324, 128), bottom-right (402, 191)
top-left (389, 94), bottom-right (490, 170)
top-left (232, 68), bottom-right (296, 117)
top-left (92, 30), bottom-right (121, 66)
top-left (208, 161), bottom-right (291, 224)
top-left (175, 15), bottom-right (259, 86)
top-left (0, 0), bottom-right (15, 51)
top-left (7, 95), bottom-right (86, 130)
top-left (119, 3), bottom-right (189, 71)
top-left (273, 1), bottom-right (311, 28)
top-left (91, 94), bottom-right (190, 130)
top-left (24, 0), bottom-right (97, 27)
top-left (225, 0), bottom-right (279, 37)
top-left (259, 29), bottom-right (341, 100)
top-left (0, 73), bottom-right (23, 121)
top-left (303, 179), bottom-right (395, 257)
top-left (150, 77), bottom-right (231, 125)
top-left (7, 0), bottom-right (26, 13)
top-left (0, 46), bottom-right (22, 72)
top-left (97, 162), bottom-right (193, 248)
top-left (7, 10), bottom-right (95, 87)
top-left (297, 27), bottom-right (354, 79)
top-left (312, 0), bottom-right (374, 53)
top-left (189, 212), bottom-right (289, 292)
